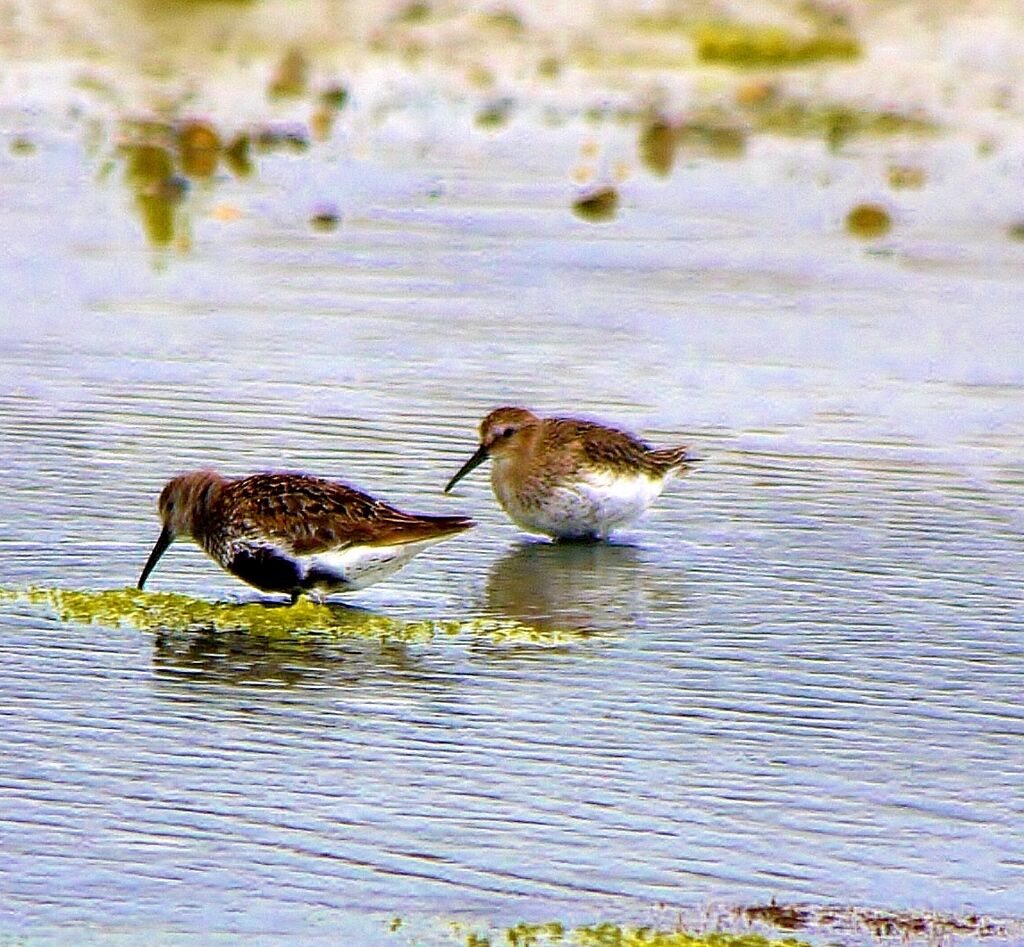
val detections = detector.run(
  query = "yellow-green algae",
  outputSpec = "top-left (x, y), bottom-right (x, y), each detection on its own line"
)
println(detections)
top-left (451, 921), bottom-right (808, 947)
top-left (692, 22), bottom-right (860, 67)
top-left (0, 586), bottom-right (586, 646)
top-left (740, 100), bottom-right (938, 149)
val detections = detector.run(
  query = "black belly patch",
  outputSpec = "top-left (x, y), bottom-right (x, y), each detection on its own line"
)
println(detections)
top-left (301, 563), bottom-right (348, 591)
top-left (227, 546), bottom-right (303, 594)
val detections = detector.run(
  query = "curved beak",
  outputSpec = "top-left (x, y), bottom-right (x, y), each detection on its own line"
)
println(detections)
top-left (138, 524), bottom-right (174, 590)
top-left (444, 443), bottom-right (490, 493)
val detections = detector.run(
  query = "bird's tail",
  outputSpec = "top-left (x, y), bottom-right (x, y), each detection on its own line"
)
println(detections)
top-left (421, 514), bottom-right (477, 537)
top-left (649, 445), bottom-right (702, 473)
top-left (376, 514), bottom-right (476, 546)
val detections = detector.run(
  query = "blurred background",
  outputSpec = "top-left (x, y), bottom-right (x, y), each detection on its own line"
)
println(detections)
top-left (2, 2), bottom-right (1023, 946)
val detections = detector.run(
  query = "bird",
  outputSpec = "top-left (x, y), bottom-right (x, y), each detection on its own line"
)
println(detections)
top-left (137, 470), bottom-right (475, 602)
top-left (444, 406), bottom-right (697, 540)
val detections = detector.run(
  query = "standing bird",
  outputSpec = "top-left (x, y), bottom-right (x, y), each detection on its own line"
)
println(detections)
top-left (445, 407), bottom-right (697, 540)
top-left (138, 470), bottom-right (474, 602)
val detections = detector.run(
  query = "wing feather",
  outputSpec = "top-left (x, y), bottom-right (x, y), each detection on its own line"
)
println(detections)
top-left (216, 474), bottom-right (472, 555)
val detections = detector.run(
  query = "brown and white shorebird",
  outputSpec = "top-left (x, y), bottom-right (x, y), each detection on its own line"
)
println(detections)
top-left (137, 470), bottom-right (474, 602)
top-left (444, 407), bottom-right (697, 540)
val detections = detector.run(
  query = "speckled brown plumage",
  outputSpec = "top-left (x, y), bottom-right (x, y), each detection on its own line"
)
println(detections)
top-left (138, 470), bottom-right (474, 600)
top-left (445, 406), bottom-right (698, 540)
top-left (530, 417), bottom-right (691, 479)
top-left (199, 473), bottom-right (473, 559)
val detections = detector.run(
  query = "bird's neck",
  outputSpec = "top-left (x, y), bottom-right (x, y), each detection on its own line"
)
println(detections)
top-left (184, 471), bottom-right (227, 539)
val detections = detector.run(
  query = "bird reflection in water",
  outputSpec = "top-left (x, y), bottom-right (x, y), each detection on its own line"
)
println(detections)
top-left (150, 603), bottom-right (445, 693)
top-left (484, 541), bottom-right (650, 636)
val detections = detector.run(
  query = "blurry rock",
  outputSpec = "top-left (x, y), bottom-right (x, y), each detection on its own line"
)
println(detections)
top-left (846, 203), bottom-right (892, 239)
top-left (310, 106), bottom-right (335, 142)
top-left (268, 47), bottom-right (309, 99)
top-left (153, 174), bottom-right (189, 204)
top-left (572, 185), bottom-right (619, 222)
top-left (537, 55), bottom-right (561, 79)
top-left (125, 142), bottom-right (174, 187)
top-left (136, 175), bottom-right (189, 248)
top-left (224, 133), bottom-right (253, 177)
top-left (476, 98), bottom-right (514, 129)
top-left (311, 204), bottom-right (340, 231)
top-left (678, 119), bottom-right (746, 159)
top-left (9, 136), bottom-right (36, 155)
top-left (1007, 222), bottom-right (1024, 241)
top-left (254, 123), bottom-right (310, 153)
top-left (639, 118), bottom-right (676, 177)
top-left (177, 120), bottom-right (220, 178)
top-left (320, 84), bottom-right (349, 109)
top-left (824, 107), bottom-right (858, 151)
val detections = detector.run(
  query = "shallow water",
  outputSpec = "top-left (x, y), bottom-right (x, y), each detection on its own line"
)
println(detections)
top-left (3, 2), bottom-right (1024, 945)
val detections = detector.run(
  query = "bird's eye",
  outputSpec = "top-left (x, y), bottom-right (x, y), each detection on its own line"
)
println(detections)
top-left (501, 428), bottom-right (514, 438)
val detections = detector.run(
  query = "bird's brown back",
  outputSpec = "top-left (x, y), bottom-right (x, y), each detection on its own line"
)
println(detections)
top-left (201, 473), bottom-right (474, 554)
top-left (535, 418), bottom-right (692, 479)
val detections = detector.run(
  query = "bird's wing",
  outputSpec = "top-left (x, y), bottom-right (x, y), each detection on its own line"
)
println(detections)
top-left (222, 474), bottom-right (471, 554)
top-left (542, 419), bottom-right (664, 475)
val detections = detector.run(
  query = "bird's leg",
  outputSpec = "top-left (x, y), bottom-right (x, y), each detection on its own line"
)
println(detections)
top-left (289, 589), bottom-right (301, 606)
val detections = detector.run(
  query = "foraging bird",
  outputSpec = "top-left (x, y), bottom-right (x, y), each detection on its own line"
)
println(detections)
top-left (445, 407), bottom-right (696, 540)
top-left (138, 470), bottom-right (474, 602)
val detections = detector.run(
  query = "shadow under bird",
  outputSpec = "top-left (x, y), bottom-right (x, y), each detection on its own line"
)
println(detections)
top-left (445, 406), bottom-right (698, 540)
top-left (138, 470), bottom-right (474, 602)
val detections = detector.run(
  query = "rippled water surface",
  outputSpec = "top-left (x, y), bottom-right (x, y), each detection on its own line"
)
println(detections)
top-left (3, 3), bottom-right (1024, 944)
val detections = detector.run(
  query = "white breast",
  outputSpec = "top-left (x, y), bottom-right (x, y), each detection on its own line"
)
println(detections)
top-left (574, 469), bottom-right (665, 534)
top-left (496, 466), bottom-right (666, 539)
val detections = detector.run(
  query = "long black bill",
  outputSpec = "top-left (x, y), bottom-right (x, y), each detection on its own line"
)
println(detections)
top-left (444, 444), bottom-right (490, 493)
top-left (137, 524), bottom-right (174, 590)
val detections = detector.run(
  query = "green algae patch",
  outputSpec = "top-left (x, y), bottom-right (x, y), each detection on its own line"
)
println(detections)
top-left (887, 164), bottom-right (926, 190)
top-left (745, 100), bottom-right (938, 149)
top-left (224, 132), bottom-right (253, 177)
top-left (638, 115), bottom-right (746, 175)
top-left (451, 921), bottom-right (808, 947)
top-left (476, 99), bottom-right (514, 130)
top-left (693, 22), bottom-right (860, 67)
top-left (9, 135), bottom-right (36, 155)
top-left (677, 120), bottom-right (746, 160)
top-left (395, 1), bottom-right (431, 24)
top-left (0, 586), bottom-right (586, 646)
top-left (573, 928), bottom-right (806, 947)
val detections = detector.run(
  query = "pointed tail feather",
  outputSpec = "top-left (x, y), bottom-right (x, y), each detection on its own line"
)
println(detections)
top-left (372, 514), bottom-right (476, 547)
top-left (649, 445), bottom-right (701, 473)
top-left (420, 514), bottom-right (476, 536)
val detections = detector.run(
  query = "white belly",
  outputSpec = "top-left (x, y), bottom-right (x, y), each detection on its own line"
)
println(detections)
top-left (495, 467), bottom-right (666, 539)
top-left (304, 537), bottom-right (445, 591)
